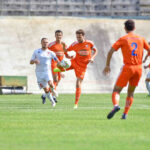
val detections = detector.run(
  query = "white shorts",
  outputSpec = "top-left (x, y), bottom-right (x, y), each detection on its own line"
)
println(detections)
top-left (147, 71), bottom-right (150, 79)
top-left (36, 72), bottom-right (53, 89)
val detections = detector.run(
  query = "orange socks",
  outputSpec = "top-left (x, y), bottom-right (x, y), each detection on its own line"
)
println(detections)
top-left (123, 97), bottom-right (133, 115)
top-left (112, 92), bottom-right (120, 106)
top-left (75, 87), bottom-right (81, 105)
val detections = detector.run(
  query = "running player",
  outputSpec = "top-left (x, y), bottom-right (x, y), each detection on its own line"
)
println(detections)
top-left (48, 30), bottom-right (66, 90)
top-left (61, 29), bottom-right (98, 109)
top-left (41, 30), bottom-right (66, 103)
top-left (30, 38), bottom-right (60, 107)
top-left (103, 20), bottom-right (150, 119)
top-left (143, 42), bottom-right (150, 95)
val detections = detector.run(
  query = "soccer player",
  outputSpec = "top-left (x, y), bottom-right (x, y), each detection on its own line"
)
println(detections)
top-left (143, 42), bottom-right (150, 95)
top-left (61, 29), bottom-right (98, 109)
top-left (41, 30), bottom-right (66, 103)
top-left (48, 30), bottom-right (66, 90)
top-left (143, 64), bottom-right (150, 95)
top-left (30, 38), bottom-right (60, 107)
top-left (103, 20), bottom-right (150, 119)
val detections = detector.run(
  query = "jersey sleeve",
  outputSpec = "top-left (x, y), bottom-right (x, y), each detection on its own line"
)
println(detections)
top-left (51, 51), bottom-right (58, 61)
top-left (91, 42), bottom-right (97, 51)
top-left (31, 50), bottom-right (36, 60)
top-left (67, 41), bottom-right (77, 51)
top-left (112, 38), bottom-right (122, 51)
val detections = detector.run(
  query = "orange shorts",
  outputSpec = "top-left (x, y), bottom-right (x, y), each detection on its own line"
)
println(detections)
top-left (67, 60), bottom-right (87, 80)
top-left (115, 65), bottom-right (142, 87)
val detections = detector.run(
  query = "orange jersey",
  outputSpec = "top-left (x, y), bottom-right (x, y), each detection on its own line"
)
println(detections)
top-left (48, 41), bottom-right (65, 61)
top-left (67, 40), bottom-right (97, 68)
top-left (112, 32), bottom-right (150, 65)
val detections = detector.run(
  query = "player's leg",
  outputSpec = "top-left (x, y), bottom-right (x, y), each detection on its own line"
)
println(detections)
top-left (107, 85), bottom-right (123, 119)
top-left (48, 80), bottom-right (58, 98)
top-left (53, 73), bottom-right (59, 90)
top-left (122, 66), bottom-right (142, 119)
top-left (121, 84), bottom-right (136, 119)
top-left (74, 77), bottom-right (83, 109)
top-left (145, 72), bottom-right (150, 95)
top-left (73, 66), bottom-right (86, 109)
top-left (107, 66), bottom-right (130, 119)
top-left (43, 85), bottom-right (56, 107)
top-left (36, 73), bottom-right (47, 104)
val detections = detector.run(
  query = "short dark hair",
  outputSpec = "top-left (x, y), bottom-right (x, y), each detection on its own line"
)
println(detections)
top-left (55, 30), bottom-right (63, 35)
top-left (76, 29), bottom-right (85, 36)
top-left (124, 20), bottom-right (135, 31)
top-left (41, 38), bottom-right (47, 42)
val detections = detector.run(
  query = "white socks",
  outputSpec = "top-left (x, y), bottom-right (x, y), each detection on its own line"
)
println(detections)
top-left (145, 81), bottom-right (150, 95)
top-left (46, 92), bottom-right (55, 104)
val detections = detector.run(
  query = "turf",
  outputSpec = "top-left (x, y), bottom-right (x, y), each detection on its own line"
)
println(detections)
top-left (0, 93), bottom-right (150, 150)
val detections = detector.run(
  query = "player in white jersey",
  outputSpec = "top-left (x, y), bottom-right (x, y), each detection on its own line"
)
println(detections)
top-left (30, 38), bottom-right (60, 107)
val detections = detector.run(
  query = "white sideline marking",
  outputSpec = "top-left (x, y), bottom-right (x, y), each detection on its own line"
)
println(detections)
top-left (0, 105), bottom-right (150, 110)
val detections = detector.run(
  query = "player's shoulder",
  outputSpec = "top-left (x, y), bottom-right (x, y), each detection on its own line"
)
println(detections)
top-left (70, 41), bottom-right (78, 46)
top-left (85, 40), bottom-right (94, 45)
top-left (34, 48), bottom-right (41, 53)
top-left (48, 41), bottom-right (56, 48)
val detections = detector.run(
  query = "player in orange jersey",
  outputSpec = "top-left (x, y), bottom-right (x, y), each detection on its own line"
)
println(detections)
top-left (103, 20), bottom-right (150, 119)
top-left (61, 29), bottom-right (98, 109)
top-left (41, 30), bottom-right (66, 103)
top-left (143, 42), bottom-right (150, 95)
top-left (48, 30), bottom-right (66, 89)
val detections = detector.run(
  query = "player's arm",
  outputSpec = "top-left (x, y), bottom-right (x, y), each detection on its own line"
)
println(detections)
top-left (143, 40), bottom-right (150, 63)
top-left (61, 42), bottom-right (67, 53)
top-left (51, 52), bottom-right (61, 67)
top-left (103, 47), bottom-right (115, 75)
top-left (89, 47), bottom-right (98, 63)
top-left (30, 51), bottom-right (40, 65)
top-left (30, 59), bottom-right (40, 65)
top-left (62, 42), bottom-right (76, 59)
top-left (143, 53), bottom-right (149, 63)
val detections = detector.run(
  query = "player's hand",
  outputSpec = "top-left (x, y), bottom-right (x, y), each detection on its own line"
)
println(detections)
top-left (34, 59), bottom-right (40, 64)
top-left (103, 66), bottom-right (110, 75)
top-left (88, 59), bottom-right (94, 63)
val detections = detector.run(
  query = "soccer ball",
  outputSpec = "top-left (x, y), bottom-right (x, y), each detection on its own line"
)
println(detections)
top-left (60, 59), bottom-right (71, 69)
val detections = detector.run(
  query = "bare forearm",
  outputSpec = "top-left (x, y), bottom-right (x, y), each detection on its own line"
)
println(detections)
top-left (91, 48), bottom-right (98, 60)
top-left (106, 48), bottom-right (114, 66)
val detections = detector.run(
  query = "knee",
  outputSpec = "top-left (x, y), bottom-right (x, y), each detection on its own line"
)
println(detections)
top-left (45, 88), bottom-right (49, 93)
top-left (54, 78), bottom-right (58, 83)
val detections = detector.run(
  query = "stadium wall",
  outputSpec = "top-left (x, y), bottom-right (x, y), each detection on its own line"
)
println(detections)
top-left (0, 17), bottom-right (150, 93)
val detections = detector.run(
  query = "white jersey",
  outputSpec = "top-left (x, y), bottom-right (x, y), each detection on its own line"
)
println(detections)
top-left (31, 48), bottom-right (57, 73)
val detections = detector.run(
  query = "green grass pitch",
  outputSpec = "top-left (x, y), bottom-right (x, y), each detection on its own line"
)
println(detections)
top-left (0, 93), bottom-right (150, 150)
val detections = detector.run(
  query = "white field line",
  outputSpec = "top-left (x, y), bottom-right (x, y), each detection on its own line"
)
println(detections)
top-left (0, 105), bottom-right (150, 110)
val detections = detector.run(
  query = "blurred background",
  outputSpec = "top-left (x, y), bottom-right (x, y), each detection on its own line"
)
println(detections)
top-left (0, 0), bottom-right (150, 94)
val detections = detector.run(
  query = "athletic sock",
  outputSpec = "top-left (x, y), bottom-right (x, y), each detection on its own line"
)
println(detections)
top-left (45, 92), bottom-right (55, 104)
top-left (123, 97), bottom-right (133, 115)
top-left (75, 87), bottom-right (81, 105)
top-left (112, 92), bottom-right (120, 106)
top-left (145, 81), bottom-right (150, 95)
